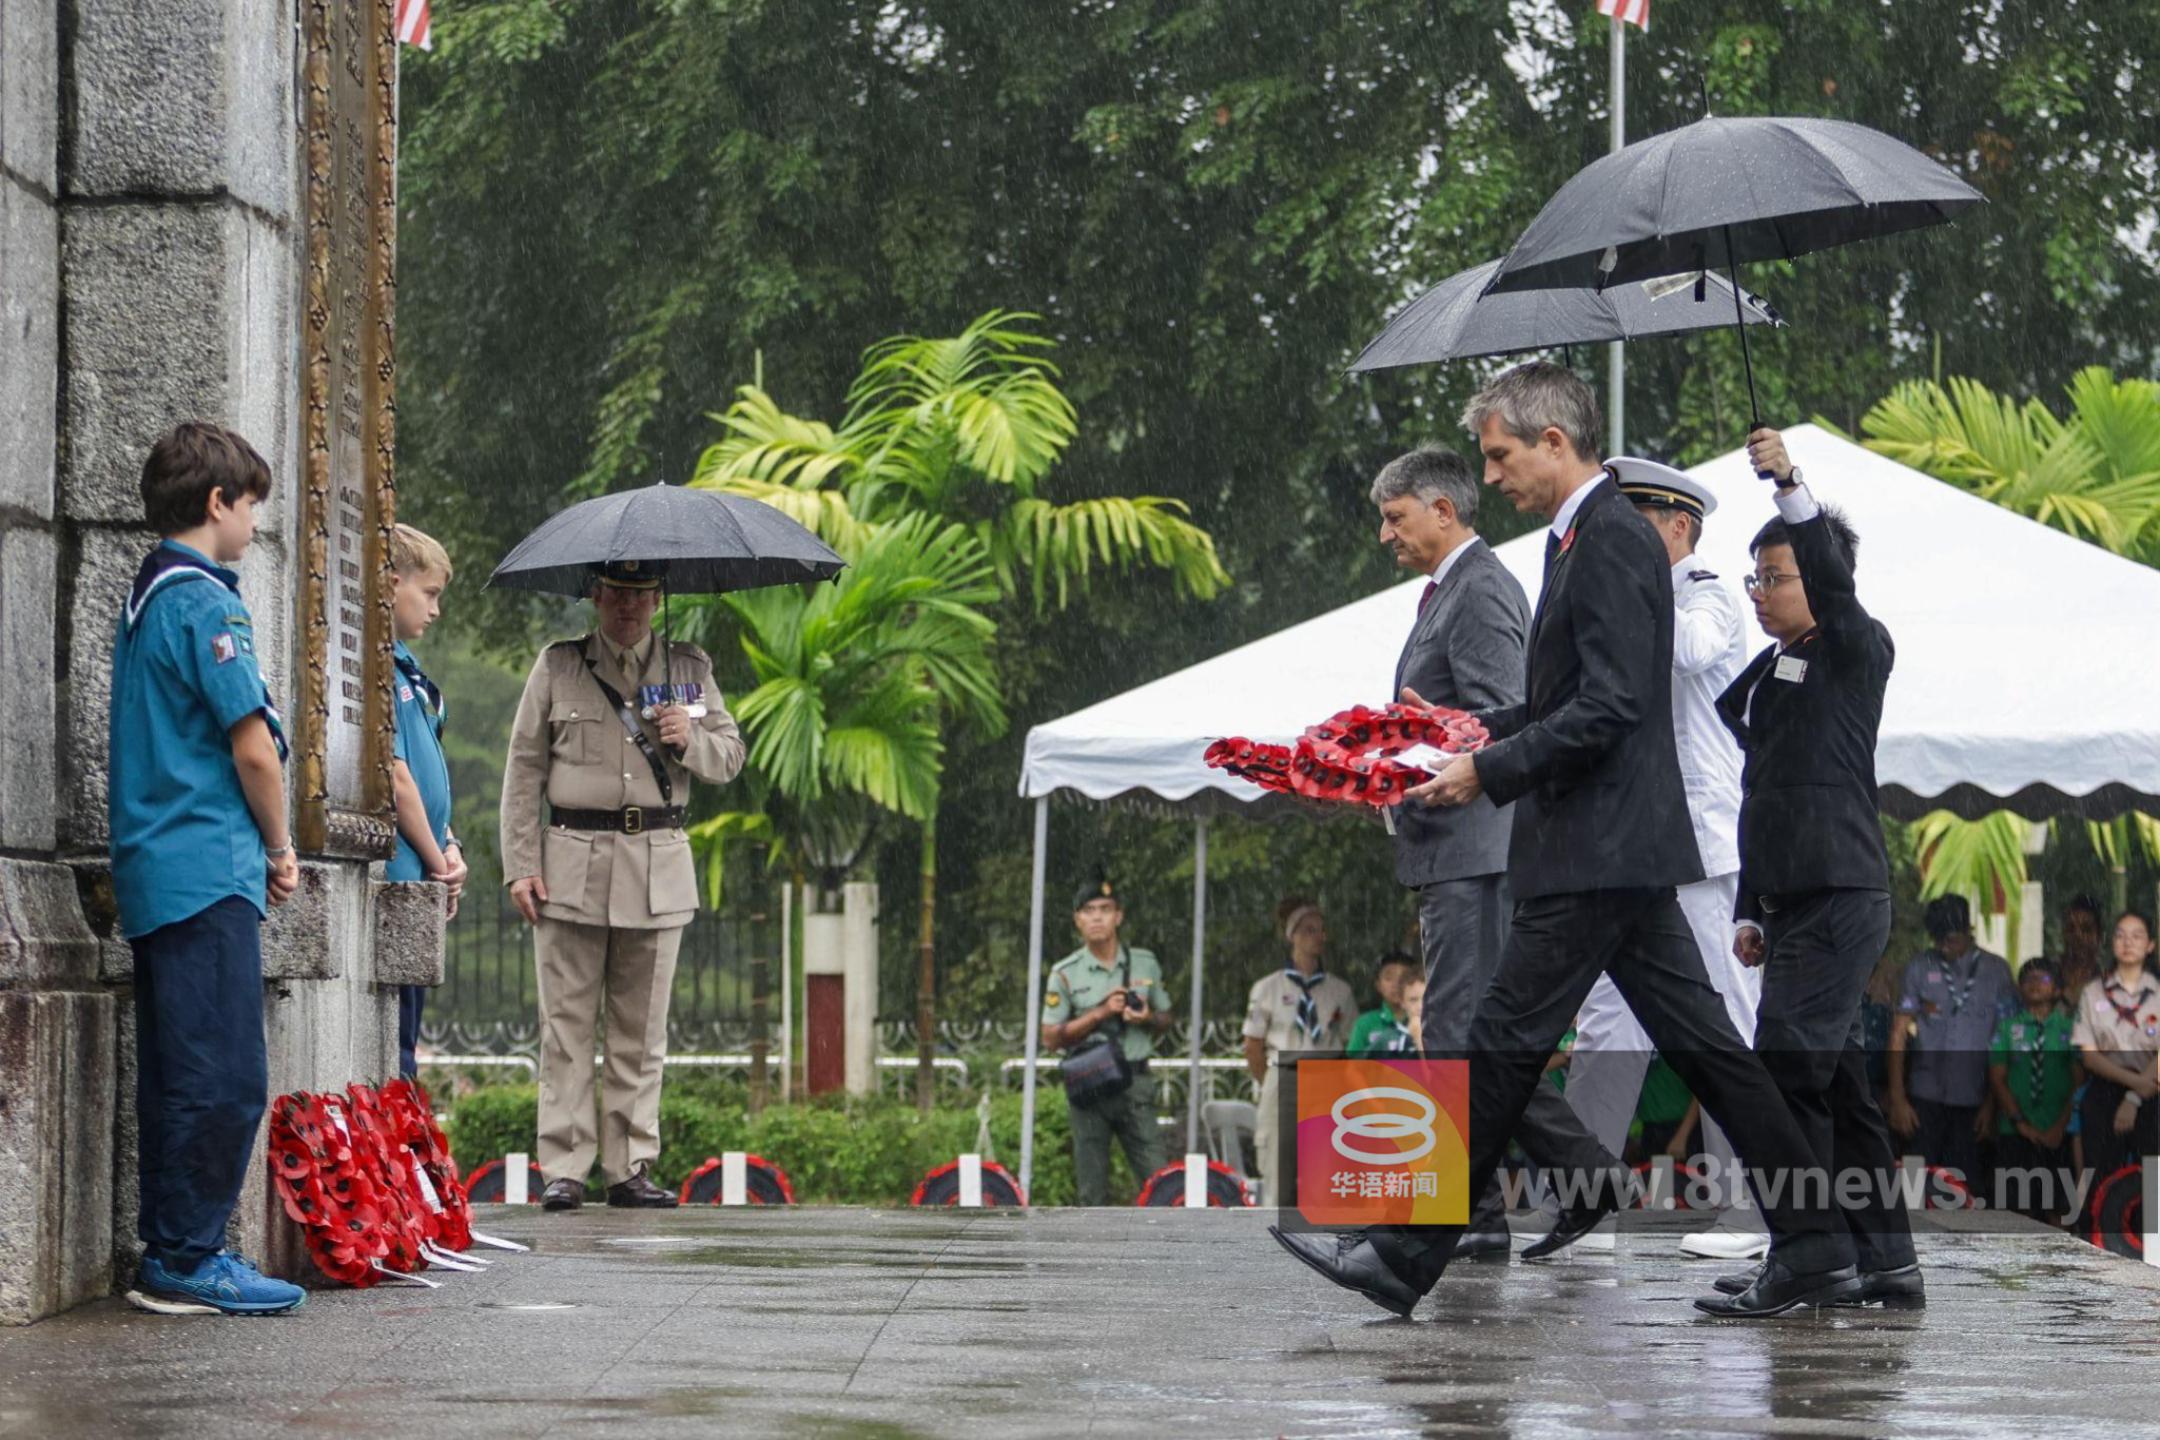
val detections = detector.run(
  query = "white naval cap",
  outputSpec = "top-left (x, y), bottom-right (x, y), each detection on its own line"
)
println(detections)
top-left (1610, 456), bottom-right (1717, 520)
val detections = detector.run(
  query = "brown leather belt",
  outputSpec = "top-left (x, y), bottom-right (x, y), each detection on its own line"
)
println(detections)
top-left (549, 805), bottom-right (685, 835)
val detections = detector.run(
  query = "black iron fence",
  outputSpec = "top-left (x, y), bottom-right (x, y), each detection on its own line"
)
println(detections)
top-left (425, 886), bottom-right (779, 1057)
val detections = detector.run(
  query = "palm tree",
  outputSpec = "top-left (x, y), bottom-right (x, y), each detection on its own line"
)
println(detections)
top-left (1860, 366), bottom-right (2160, 560)
top-left (691, 311), bottom-right (1230, 1105)
top-left (681, 513), bottom-right (1006, 1109)
top-left (1862, 368), bottom-right (2160, 929)
top-left (690, 309), bottom-right (1232, 607)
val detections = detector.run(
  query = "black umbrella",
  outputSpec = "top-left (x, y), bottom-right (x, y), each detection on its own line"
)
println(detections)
top-left (487, 481), bottom-right (845, 597)
top-left (1486, 114), bottom-right (1984, 426)
top-left (1347, 257), bottom-right (1780, 373)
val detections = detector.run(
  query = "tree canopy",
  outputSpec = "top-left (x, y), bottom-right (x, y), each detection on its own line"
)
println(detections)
top-left (398, 0), bottom-right (2160, 1023)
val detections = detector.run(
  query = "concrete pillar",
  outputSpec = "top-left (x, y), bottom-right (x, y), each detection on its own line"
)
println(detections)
top-left (841, 881), bottom-right (880, 1097)
top-left (0, 0), bottom-right (440, 1320)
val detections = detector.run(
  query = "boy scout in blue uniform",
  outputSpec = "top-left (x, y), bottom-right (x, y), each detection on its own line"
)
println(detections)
top-left (109, 423), bottom-right (306, 1316)
top-left (387, 523), bottom-right (466, 1077)
top-left (1041, 875), bottom-right (1171, 1204)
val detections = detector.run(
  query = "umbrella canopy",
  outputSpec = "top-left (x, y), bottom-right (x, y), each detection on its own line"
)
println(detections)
top-left (1348, 258), bottom-right (1780, 373)
top-left (487, 482), bottom-right (845, 596)
top-left (1485, 115), bottom-right (1984, 295)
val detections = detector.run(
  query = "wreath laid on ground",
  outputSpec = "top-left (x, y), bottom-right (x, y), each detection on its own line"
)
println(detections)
top-left (1204, 701), bottom-right (1490, 808)
top-left (268, 1078), bottom-right (477, 1287)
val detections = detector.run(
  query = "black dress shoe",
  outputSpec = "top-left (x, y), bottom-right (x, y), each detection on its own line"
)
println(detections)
top-left (1521, 1199), bottom-right (1617, 1261)
top-left (541, 1177), bottom-right (585, 1211)
top-left (1693, 1259), bottom-right (1861, 1318)
top-left (1830, 1263), bottom-right (1925, 1309)
top-left (1453, 1230), bottom-right (1512, 1260)
top-left (1712, 1261), bottom-right (1767, 1296)
top-left (606, 1170), bottom-right (679, 1208)
top-left (1269, 1227), bottom-right (1423, 1319)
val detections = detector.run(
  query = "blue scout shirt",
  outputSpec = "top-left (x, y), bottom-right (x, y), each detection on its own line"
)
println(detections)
top-left (109, 541), bottom-right (287, 938)
top-left (387, 640), bottom-right (452, 882)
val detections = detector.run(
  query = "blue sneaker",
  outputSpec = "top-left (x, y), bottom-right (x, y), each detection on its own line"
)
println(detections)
top-left (130, 1251), bottom-right (306, 1316)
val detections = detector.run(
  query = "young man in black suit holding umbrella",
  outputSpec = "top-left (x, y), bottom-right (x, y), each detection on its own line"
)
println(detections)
top-left (1271, 363), bottom-right (1856, 1319)
top-left (1709, 427), bottom-right (1923, 1308)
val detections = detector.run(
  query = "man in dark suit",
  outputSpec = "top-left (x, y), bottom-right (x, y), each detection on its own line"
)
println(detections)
top-left (1272, 363), bottom-right (1857, 1320)
top-left (1371, 446), bottom-right (1619, 1257)
top-left (1707, 427), bottom-right (1922, 1309)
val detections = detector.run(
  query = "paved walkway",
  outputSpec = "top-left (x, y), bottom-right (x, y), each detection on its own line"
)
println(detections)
top-left (3, 1207), bottom-right (2158, 1438)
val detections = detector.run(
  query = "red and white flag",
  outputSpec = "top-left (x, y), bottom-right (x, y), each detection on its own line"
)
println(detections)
top-left (1597, 0), bottom-right (1649, 31)
top-left (396, 0), bottom-right (432, 50)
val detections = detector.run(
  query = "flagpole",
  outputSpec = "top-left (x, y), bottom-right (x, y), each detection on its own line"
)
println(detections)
top-left (1607, 15), bottom-right (1626, 458)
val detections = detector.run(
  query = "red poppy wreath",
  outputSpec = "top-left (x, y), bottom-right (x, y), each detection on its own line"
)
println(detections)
top-left (1203, 701), bottom-right (1489, 807)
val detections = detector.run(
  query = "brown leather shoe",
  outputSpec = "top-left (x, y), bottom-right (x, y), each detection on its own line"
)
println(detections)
top-left (606, 1170), bottom-right (679, 1208)
top-left (541, 1177), bottom-right (585, 1211)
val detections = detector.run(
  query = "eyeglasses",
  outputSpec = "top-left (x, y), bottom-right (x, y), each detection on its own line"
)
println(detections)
top-left (1743, 571), bottom-right (1799, 597)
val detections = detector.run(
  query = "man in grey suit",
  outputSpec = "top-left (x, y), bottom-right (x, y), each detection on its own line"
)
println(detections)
top-left (1373, 447), bottom-right (1619, 1255)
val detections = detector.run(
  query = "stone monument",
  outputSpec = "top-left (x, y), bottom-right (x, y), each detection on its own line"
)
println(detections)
top-left (0, 0), bottom-right (445, 1325)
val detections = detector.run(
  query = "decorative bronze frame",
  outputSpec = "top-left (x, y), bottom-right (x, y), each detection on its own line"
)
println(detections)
top-left (294, 0), bottom-right (398, 859)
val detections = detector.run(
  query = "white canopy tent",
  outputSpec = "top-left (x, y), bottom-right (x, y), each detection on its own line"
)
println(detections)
top-left (1011, 426), bottom-right (2160, 1196)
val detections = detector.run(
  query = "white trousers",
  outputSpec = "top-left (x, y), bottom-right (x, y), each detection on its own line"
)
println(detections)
top-left (1565, 871), bottom-right (1761, 1212)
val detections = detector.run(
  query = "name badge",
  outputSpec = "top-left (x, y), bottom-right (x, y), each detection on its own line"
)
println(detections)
top-left (638, 682), bottom-right (708, 719)
top-left (1774, 654), bottom-right (1809, 684)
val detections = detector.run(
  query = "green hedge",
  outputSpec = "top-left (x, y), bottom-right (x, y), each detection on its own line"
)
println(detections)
top-left (445, 1083), bottom-right (1156, 1208)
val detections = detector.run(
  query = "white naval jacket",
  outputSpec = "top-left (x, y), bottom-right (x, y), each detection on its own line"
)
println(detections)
top-left (1670, 554), bottom-right (1748, 879)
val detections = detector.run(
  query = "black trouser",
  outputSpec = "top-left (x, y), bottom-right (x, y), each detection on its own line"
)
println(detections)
top-left (2079, 1076), bottom-right (2159, 1186)
top-left (131, 897), bottom-right (269, 1272)
top-left (1911, 1098), bottom-right (1983, 1189)
top-left (398, 984), bottom-right (425, 1079)
top-left (1415, 873), bottom-right (1614, 1234)
top-left (1991, 1132), bottom-right (2072, 1220)
top-left (1753, 888), bottom-right (1915, 1273)
top-left (1373, 887), bottom-right (1851, 1294)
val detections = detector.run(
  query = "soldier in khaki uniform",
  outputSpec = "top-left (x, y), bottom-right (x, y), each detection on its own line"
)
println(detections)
top-left (501, 560), bottom-right (745, 1210)
top-left (1041, 875), bottom-right (1171, 1204)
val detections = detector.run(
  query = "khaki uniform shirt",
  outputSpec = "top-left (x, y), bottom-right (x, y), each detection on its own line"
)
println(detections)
top-left (500, 633), bottom-right (745, 929)
top-left (1046, 945), bottom-right (1168, 1063)
top-left (2070, 973), bottom-right (2160, 1074)
top-left (1242, 969), bottom-right (1356, 1063)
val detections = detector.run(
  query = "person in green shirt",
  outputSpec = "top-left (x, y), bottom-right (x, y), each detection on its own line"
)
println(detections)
top-left (1041, 872), bottom-right (1173, 1204)
top-left (1346, 952), bottom-right (1423, 1057)
top-left (1988, 959), bottom-right (2080, 1221)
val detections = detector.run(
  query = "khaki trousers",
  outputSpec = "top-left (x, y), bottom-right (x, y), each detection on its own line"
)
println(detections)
top-left (534, 918), bottom-right (683, 1186)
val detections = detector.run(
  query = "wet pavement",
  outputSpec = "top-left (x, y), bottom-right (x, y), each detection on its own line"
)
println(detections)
top-left (2, 1207), bottom-right (2157, 1438)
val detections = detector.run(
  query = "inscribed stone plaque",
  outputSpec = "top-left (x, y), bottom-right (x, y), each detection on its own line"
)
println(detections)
top-left (295, 0), bottom-right (397, 858)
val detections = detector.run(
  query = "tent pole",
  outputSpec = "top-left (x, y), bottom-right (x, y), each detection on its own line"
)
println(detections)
top-left (1018, 797), bottom-right (1050, 1203)
top-left (1185, 818), bottom-right (1209, 1155)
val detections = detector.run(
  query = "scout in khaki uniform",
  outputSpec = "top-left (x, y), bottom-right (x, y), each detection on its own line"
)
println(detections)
top-left (1241, 900), bottom-right (1355, 1186)
top-left (501, 559), bottom-right (746, 1210)
top-left (1041, 875), bottom-right (1171, 1205)
top-left (2069, 909), bottom-right (2160, 1185)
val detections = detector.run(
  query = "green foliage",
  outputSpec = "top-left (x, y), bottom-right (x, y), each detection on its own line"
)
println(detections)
top-left (400, 1), bottom-right (2160, 1025)
top-left (1860, 368), bottom-right (2160, 558)
top-left (445, 1084), bottom-right (1105, 1206)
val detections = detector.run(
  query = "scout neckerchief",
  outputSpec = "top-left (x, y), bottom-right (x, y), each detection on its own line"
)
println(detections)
top-left (2010, 1009), bottom-right (2056, 1098)
top-left (394, 646), bottom-right (444, 738)
top-left (1382, 1013), bottom-right (1417, 1055)
top-left (124, 542), bottom-right (227, 632)
top-left (2101, 974), bottom-right (2155, 1029)
top-left (1284, 967), bottom-right (1329, 1045)
top-left (1938, 948), bottom-right (1982, 1017)
top-left (124, 542), bottom-right (289, 761)
top-left (580, 638), bottom-right (673, 808)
